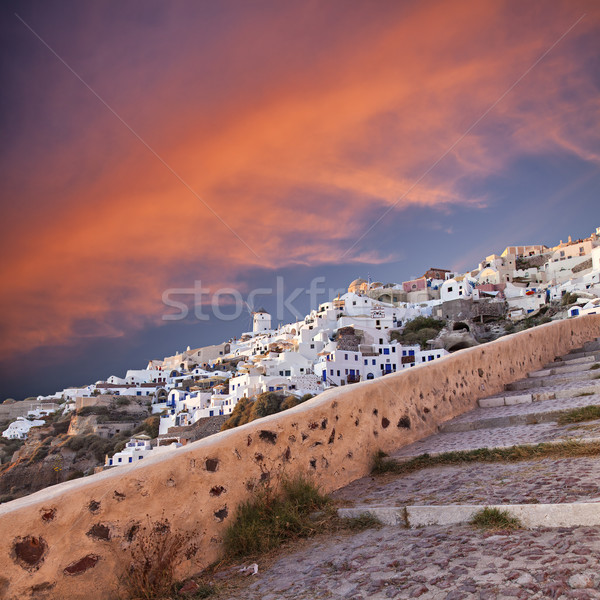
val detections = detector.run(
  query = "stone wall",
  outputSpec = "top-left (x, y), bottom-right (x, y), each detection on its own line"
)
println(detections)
top-left (1, 316), bottom-right (599, 599)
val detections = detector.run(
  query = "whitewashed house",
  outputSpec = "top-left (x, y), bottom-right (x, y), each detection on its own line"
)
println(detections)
top-left (105, 435), bottom-right (181, 467)
top-left (2, 417), bottom-right (45, 440)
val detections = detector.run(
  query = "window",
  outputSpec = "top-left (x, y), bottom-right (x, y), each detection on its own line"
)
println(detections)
top-left (392, 347), bottom-right (396, 352)
top-left (372, 359), bottom-right (376, 365)
top-left (364, 359), bottom-right (368, 365)
top-left (344, 354), bottom-right (348, 360)
top-left (310, 344), bottom-right (314, 349)
top-left (447, 286), bottom-right (453, 292)
top-left (337, 370), bottom-right (340, 376)
top-left (330, 369), bottom-right (333, 375)
top-left (383, 348), bottom-right (390, 355)
top-left (355, 355), bottom-right (358, 361)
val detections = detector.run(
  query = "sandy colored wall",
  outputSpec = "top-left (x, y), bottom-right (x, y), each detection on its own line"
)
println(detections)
top-left (1, 316), bottom-right (599, 599)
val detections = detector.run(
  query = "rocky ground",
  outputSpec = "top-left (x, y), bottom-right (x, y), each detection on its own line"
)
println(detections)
top-left (212, 524), bottom-right (600, 599)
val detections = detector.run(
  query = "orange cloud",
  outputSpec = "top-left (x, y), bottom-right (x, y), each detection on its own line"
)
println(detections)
top-left (1, 0), bottom-right (598, 361)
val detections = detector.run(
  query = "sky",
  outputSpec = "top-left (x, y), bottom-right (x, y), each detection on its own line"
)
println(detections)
top-left (1, 0), bottom-right (599, 400)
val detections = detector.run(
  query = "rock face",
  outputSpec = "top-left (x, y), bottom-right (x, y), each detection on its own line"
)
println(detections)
top-left (0, 441), bottom-right (96, 502)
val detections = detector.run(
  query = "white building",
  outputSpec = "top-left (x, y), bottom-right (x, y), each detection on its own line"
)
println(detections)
top-left (104, 435), bottom-right (181, 467)
top-left (440, 277), bottom-right (474, 303)
top-left (253, 309), bottom-right (272, 333)
top-left (2, 417), bottom-right (45, 440)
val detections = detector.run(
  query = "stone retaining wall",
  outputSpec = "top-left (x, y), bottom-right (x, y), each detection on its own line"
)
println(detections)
top-left (1, 316), bottom-right (599, 599)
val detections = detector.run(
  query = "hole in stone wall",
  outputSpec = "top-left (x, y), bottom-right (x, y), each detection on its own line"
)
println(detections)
top-left (205, 458), bottom-right (219, 472)
top-left (87, 524), bottom-right (111, 541)
top-left (63, 555), bottom-right (99, 576)
top-left (259, 430), bottom-right (277, 444)
top-left (12, 536), bottom-right (47, 571)
top-left (214, 506), bottom-right (228, 522)
top-left (41, 508), bottom-right (56, 522)
top-left (397, 416), bottom-right (411, 429)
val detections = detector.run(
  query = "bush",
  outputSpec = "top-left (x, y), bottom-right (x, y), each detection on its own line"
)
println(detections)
top-left (402, 316), bottom-right (445, 335)
top-left (76, 406), bottom-right (109, 417)
top-left (249, 392), bottom-right (281, 420)
top-left (470, 507), bottom-right (521, 530)
top-left (223, 476), bottom-right (330, 559)
top-left (121, 518), bottom-right (193, 600)
top-left (561, 292), bottom-right (578, 306)
top-left (29, 440), bottom-right (51, 463)
top-left (134, 416), bottom-right (160, 439)
top-left (221, 392), bottom-right (314, 431)
top-left (390, 317), bottom-right (445, 349)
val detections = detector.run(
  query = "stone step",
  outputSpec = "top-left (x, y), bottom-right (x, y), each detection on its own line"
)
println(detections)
top-left (387, 424), bottom-right (600, 459)
top-left (481, 380), bottom-right (600, 407)
top-left (530, 360), bottom-right (600, 378)
top-left (506, 370), bottom-right (600, 391)
top-left (545, 353), bottom-right (600, 368)
top-left (338, 502), bottom-right (600, 528)
top-left (441, 396), bottom-right (600, 433)
top-left (565, 340), bottom-right (600, 359)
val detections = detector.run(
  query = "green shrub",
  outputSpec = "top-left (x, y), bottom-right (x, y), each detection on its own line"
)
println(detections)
top-left (557, 405), bottom-right (600, 425)
top-left (249, 392), bottom-right (281, 420)
top-left (470, 507), bottom-right (521, 530)
top-left (223, 476), bottom-right (330, 559)
top-left (390, 317), bottom-right (445, 349)
top-left (133, 416), bottom-right (160, 439)
top-left (76, 406), bottom-right (109, 417)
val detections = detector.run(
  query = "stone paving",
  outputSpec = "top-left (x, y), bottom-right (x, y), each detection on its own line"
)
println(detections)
top-left (332, 456), bottom-right (600, 507)
top-left (447, 393), bottom-right (600, 427)
top-left (389, 420), bottom-right (600, 458)
top-left (483, 377), bottom-right (600, 402)
top-left (214, 525), bottom-right (600, 599)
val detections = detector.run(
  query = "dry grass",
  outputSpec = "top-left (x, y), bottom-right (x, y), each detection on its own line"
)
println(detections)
top-left (557, 405), bottom-right (600, 425)
top-left (471, 507), bottom-right (522, 531)
top-left (222, 475), bottom-right (333, 561)
top-left (372, 441), bottom-right (600, 476)
top-left (120, 518), bottom-right (199, 600)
